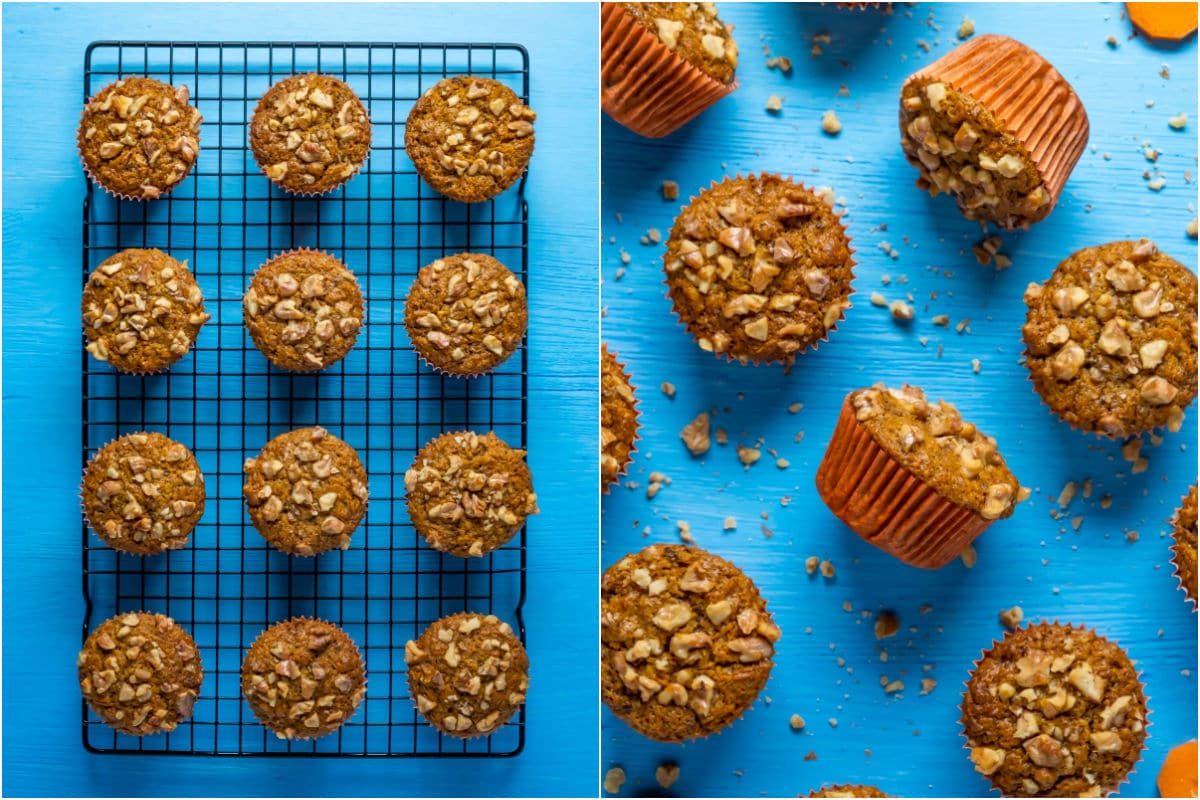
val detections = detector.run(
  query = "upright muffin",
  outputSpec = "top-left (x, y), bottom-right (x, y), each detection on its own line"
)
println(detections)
top-left (404, 253), bottom-right (527, 376)
top-left (807, 787), bottom-right (891, 798)
top-left (242, 617), bottom-right (365, 740)
top-left (602, 2), bottom-right (738, 138)
top-left (405, 612), bottom-right (529, 738)
top-left (815, 384), bottom-right (1026, 569)
top-left (243, 426), bottom-right (369, 556)
top-left (601, 345), bottom-right (640, 493)
top-left (601, 544), bottom-right (781, 742)
top-left (82, 432), bottom-right (205, 555)
top-left (243, 249), bottom-right (364, 372)
top-left (405, 430), bottom-right (538, 558)
top-left (963, 622), bottom-right (1148, 797)
top-left (1171, 483), bottom-right (1198, 608)
top-left (1022, 239), bottom-right (1197, 438)
top-left (663, 174), bottom-right (855, 365)
top-left (249, 74), bottom-right (370, 194)
top-left (83, 248), bottom-right (210, 373)
top-left (78, 77), bottom-right (202, 200)
top-left (405, 76), bottom-right (536, 203)
top-left (78, 612), bottom-right (203, 735)
top-left (899, 34), bottom-right (1089, 229)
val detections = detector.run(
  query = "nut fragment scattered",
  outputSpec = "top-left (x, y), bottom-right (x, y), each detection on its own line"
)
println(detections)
top-left (603, 767), bottom-right (626, 795)
top-left (681, 411), bottom-right (712, 455)
top-left (874, 611), bottom-right (899, 639)
top-left (821, 109), bottom-right (842, 136)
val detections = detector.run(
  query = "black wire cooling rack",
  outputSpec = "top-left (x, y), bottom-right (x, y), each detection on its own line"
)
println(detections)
top-left (80, 41), bottom-right (529, 757)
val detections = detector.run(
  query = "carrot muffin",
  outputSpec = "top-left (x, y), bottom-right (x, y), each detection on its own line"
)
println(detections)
top-left (249, 74), bottom-right (371, 194)
top-left (242, 617), bottom-right (366, 740)
top-left (404, 253), bottom-right (527, 376)
top-left (83, 248), bottom-right (210, 373)
top-left (815, 384), bottom-right (1027, 570)
top-left (1171, 483), bottom-right (1198, 607)
top-left (405, 76), bottom-right (536, 203)
top-left (1022, 239), bottom-right (1197, 438)
top-left (601, 544), bottom-right (781, 742)
top-left (78, 612), bottom-right (203, 735)
top-left (243, 249), bottom-right (364, 372)
top-left (963, 622), bottom-right (1148, 797)
top-left (78, 77), bottom-right (202, 200)
top-left (82, 432), bottom-right (205, 556)
top-left (601, 345), bottom-right (640, 493)
top-left (405, 430), bottom-right (538, 558)
top-left (405, 612), bottom-right (529, 738)
top-left (243, 426), bottom-right (369, 557)
top-left (807, 787), bottom-right (891, 798)
top-left (663, 174), bottom-right (855, 365)
top-left (899, 34), bottom-right (1089, 229)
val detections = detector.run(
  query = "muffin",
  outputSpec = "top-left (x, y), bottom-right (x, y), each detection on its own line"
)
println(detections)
top-left (241, 617), bottom-right (365, 740)
top-left (601, 543), bottom-right (781, 742)
top-left (404, 612), bottom-right (529, 738)
top-left (78, 612), bottom-right (203, 735)
top-left (405, 430), bottom-right (538, 558)
top-left (81, 432), bottom-right (205, 555)
top-left (807, 787), bottom-right (891, 798)
top-left (243, 426), bottom-right (369, 556)
top-left (405, 76), bottom-right (536, 203)
top-left (602, 2), bottom-right (738, 138)
top-left (663, 174), bottom-right (855, 365)
top-left (899, 34), bottom-right (1089, 229)
top-left (78, 76), bottom-right (202, 200)
top-left (1171, 483), bottom-right (1198, 608)
top-left (963, 622), bottom-right (1148, 797)
top-left (815, 384), bottom-right (1026, 570)
top-left (249, 74), bottom-right (370, 195)
top-left (83, 248), bottom-right (210, 373)
top-left (1022, 239), bottom-right (1197, 438)
top-left (601, 345), bottom-right (640, 493)
top-left (404, 253), bottom-right (527, 376)
top-left (243, 249), bottom-right (364, 372)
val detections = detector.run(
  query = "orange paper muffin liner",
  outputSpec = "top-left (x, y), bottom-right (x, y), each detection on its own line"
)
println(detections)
top-left (601, 345), bottom-right (641, 495)
top-left (601, 3), bottom-right (737, 139)
top-left (814, 396), bottom-right (992, 569)
top-left (1170, 485), bottom-right (1198, 612)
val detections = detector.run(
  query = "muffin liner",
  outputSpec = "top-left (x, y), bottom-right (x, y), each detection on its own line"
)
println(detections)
top-left (662, 173), bottom-right (857, 367)
top-left (1169, 485), bottom-right (1199, 612)
top-left (601, 344), bottom-right (642, 495)
top-left (905, 34), bottom-right (1089, 219)
top-left (601, 3), bottom-right (738, 138)
top-left (960, 621), bottom-right (1150, 798)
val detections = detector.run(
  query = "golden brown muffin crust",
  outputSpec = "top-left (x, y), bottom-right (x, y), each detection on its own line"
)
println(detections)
top-left (601, 346), bottom-right (640, 492)
top-left (619, 2), bottom-right (739, 84)
top-left (1172, 484), bottom-right (1198, 605)
top-left (807, 786), bottom-right (892, 798)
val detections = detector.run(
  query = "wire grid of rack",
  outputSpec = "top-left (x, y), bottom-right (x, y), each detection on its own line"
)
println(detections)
top-left (80, 41), bottom-right (530, 757)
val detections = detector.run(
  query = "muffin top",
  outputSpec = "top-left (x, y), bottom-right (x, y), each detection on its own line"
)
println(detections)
top-left (404, 612), bottom-right (529, 738)
top-left (663, 174), bottom-right (855, 364)
top-left (78, 76), bottom-right (202, 199)
top-left (405, 430), bottom-right (538, 558)
top-left (807, 786), bottom-right (891, 798)
top-left (404, 253), bottom-right (527, 375)
top-left (1022, 239), bottom-right (1197, 438)
top-left (83, 248), bottom-right (210, 373)
top-left (243, 426), bottom-right (369, 556)
top-left (963, 623), bottom-right (1147, 797)
top-left (243, 250), bottom-right (364, 372)
top-left (601, 346), bottom-right (640, 492)
top-left (249, 74), bottom-right (371, 194)
top-left (78, 612), bottom-right (203, 736)
top-left (620, 2), bottom-right (739, 84)
top-left (405, 76), bottom-right (536, 203)
top-left (241, 618), bottom-right (366, 740)
top-left (601, 543), bottom-right (781, 742)
top-left (82, 432), bottom-right (205, 555)
top-left (849, 384), bottom-right (1025, 521)
top-left (1173, 483), bottom-right (1198, 606)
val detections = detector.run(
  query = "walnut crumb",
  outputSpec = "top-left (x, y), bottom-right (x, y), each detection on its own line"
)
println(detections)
top-left (920, 677), bottom-right (937, 695)
top-left (957, 17), bottom-right (975, 39)
top-left (819, 559), bottom-right (835, 579)
top-left (999, 605), bottom-right (1023, 630)
top-left (723, 516), bottom-right (736, 530)
top-left (737, 444), bottom-right (761, 468)
top-left (603, 767), bottom-right (625, 795)
top-left (661, 180), bottom-right (679, 201)
top-left (766, 94), bottom-right (784, 113)
top-left (655, 764), bottom-right (680, 790)
top-left (661, 381), bottom-right (676, 398)
top-left (805, 555), bottom-right (820, 575)
top-left (1169, 113), bottom-right (1188, 130)
top-left (874, 610), bottom-right (899, 639)
top-left (681, 412), bottom-right (711, 455)
top-left (790, 713), bottom-right (806, 730)
top-left (821, 110), bottom-right (842, 135)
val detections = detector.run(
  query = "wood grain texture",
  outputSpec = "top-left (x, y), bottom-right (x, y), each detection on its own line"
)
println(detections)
top-left (601, 3), bottom-right (1197, 797)
top-left (1, 3), bottom-right (598, 796)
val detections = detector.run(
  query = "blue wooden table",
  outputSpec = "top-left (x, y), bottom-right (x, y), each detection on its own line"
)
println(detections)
top-left (601, 3), bottom-right (1197, 797)
top-left (2, 3), bottom-right (597, 796)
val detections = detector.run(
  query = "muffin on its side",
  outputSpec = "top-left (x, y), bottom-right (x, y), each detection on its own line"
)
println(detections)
top-left (404, 253), bottom-right (527, 376)
top-left (82, 432), bottom-right (205, 555)
top-left (405, 612), bottom-right (529, 738)
top-left (815, 384), bottom-right (1026, 569)
top-left (78, 612), bottom-right (203, 735)
top-left (663, 173), bottom-right (855, 365)
top-left (1022, 239), bottom-right (1197, 438)
top-left (807, 787), bottom-right (891, 798)
top-left (963, 622), bottom-right (1148, 797)
top-left (601, 345), bottom-right (640, 493)
top-left (243, 426), bottom-right (369, 556)
top-left (242, 618), bottom-right (365, 740)
top-left (1171, 483), bottom-right (1198, 609)
top-left (601, 543), bottom-right (781, 742)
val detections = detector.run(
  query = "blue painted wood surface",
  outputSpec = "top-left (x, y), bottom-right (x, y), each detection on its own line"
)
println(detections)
top-left (601, 3), bottom-right (1197, 797)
